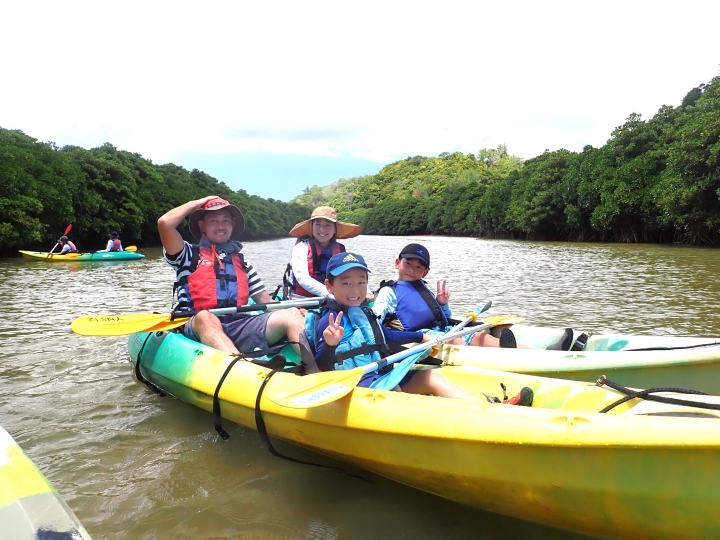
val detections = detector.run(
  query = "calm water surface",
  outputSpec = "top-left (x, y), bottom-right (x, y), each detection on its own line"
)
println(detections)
top-left (2, 236), bottom-right (720, 539)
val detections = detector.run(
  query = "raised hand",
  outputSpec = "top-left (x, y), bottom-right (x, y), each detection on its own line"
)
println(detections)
top-left (196, 195), bottom-right (221, 208)
top-left (323, 311), bottom-right (345, 346)
top-left (436, 279), bottom-right (450, 305)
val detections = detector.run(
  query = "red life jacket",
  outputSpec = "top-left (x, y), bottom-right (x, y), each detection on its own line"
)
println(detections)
top-left (67, 241), bottom-right (78, 252)
top-left (179, 245), bottom-right (250, 310)
top-left (292, 239), bottom-right (345, 297)
top-left (110, 239), bottom-right (122, 251)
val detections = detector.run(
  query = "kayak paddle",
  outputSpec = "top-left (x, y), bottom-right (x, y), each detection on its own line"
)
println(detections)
top-left (370, 306), bottom-right (492, 391)
top-left (480, 314), bottom-right (525, 326)
top-left (125, 246), bottom-right (137, 252)
top-left (71, 298), bottom-right (326, 336)
top-left (267, 318), bottom-right (520, 409)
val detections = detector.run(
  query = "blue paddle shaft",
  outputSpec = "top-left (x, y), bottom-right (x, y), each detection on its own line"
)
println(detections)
top-left (362, 322), bottom-right (491, 376)
top-left (369, 313), bottom-right (480, 390)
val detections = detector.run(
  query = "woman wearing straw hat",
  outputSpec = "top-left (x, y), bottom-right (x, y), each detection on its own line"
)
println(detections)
top-left (283, 206), bottom-right (361, 299)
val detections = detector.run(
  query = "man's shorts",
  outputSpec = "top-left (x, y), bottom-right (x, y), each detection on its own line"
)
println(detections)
top-left (181, 312), bottom-right (273, 353)
top-left (357, 370), bottom-right (417, 389)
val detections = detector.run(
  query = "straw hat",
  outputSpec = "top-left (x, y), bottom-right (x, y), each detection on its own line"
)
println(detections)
top-left (188, 197), bottom-right (245, 240)
top-left (289, 206), bottom-right (361, 240)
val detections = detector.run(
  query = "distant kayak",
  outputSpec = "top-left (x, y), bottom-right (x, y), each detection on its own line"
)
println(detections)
top-left (0, 426), bottom-right (92, 539)
top-left (19, 249), bottom-right (145, 262)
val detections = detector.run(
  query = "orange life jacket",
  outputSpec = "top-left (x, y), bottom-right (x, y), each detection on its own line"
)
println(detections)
top-left (178, 245), bottom-right (249, 310)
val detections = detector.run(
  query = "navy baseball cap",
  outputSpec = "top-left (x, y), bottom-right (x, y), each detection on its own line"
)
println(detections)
top-left (326, 252), bottom-right (372, 276)
top-left (399, 243), bottom-right (430, 268)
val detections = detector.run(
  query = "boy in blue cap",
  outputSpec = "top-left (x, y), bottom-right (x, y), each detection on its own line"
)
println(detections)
top-left (372, 243), bottom-right (573, 350)
top-left (311, 252), bottom-right (533, 404)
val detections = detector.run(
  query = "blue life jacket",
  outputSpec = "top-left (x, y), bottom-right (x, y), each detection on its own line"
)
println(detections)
top-left (391, 280), bottom-right (449, 331)
top-left (305, 304), bottom-right (389, 371)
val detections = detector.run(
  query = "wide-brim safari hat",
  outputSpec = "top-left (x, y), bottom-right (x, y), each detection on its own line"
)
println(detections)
top-left (188, 197), bottom-right (245, 240)
top-left (289, 206), bottom-right (361, 240)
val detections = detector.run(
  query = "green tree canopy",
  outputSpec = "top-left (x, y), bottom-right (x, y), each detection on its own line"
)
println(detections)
top-left (0, 131), bottom-right (313, 254)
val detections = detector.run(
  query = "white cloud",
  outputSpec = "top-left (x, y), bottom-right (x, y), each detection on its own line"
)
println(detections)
top-left (1, 0), bottom-right (718, 166)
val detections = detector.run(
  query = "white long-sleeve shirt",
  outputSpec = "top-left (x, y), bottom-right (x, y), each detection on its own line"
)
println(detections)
top-left (288, 240), bottom-right (331, 298)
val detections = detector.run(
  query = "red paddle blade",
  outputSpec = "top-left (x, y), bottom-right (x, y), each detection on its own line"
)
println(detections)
top-left (64, 224), bottom-right (73, 234)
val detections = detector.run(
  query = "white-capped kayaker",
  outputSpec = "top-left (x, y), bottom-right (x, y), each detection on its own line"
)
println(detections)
top-left (372, 243), bottom-right (574, 350)
top-left (158, 196), bottom-right (319, 372)
top-left (283, 206), bottom-right (361, 299)
top-left (98, 231), bottom-right (123, 252)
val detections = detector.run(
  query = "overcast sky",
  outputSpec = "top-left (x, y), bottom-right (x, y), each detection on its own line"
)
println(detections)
top-left (2, 1), bottom-right (718, 200)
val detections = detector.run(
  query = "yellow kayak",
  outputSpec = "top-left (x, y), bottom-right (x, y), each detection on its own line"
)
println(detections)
top-left (128, 330), bottom-right (720, 540)
top-left (0, 426), bottom-right (92, 539)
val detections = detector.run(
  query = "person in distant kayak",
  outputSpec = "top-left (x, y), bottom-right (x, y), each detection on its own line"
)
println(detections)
top-left (98, 231), bottom-right (124, 252)
top-left (283, 206), bottom-right (361, 299)
top-left (158, 195), bottom-right (319, 373)
top-left (308, 251), bottom-right (533, 405)
top-left (52, 236), bottom-right (78, 254)
top-left (372, 243), bottom-right (574, 350)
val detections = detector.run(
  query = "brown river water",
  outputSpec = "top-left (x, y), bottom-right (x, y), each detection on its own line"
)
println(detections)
top-left (2, 236), bottom-right (720, 539)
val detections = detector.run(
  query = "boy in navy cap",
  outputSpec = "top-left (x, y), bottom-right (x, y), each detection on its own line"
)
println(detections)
top-left (372, 243), bottom-right (572, 351)
top-left (310, 252), bottom-right (532, 403)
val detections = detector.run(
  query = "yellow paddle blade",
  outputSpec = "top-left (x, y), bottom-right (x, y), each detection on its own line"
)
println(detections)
top-left (125, 246), bottom-right (137, 252)
top-left (71, 313), bottom-right (188, 336)
top-left (482, 315), bottom-right (526, 326)
top-left (141, 319), bottom-right (192, 333)
top-left (268, 368), bottom-right (364, 409)
top-left (64, 253), bottom-right (82, 259)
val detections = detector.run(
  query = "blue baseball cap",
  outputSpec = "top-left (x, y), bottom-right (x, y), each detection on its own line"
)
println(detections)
top-left (326, 252), bottom-right (372, 276)
top-left (399, 243), bottom-right (430, 268)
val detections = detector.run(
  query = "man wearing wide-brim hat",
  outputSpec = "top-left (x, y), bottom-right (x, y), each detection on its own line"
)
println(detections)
top-left (158, 196), bottom-right (319, 372)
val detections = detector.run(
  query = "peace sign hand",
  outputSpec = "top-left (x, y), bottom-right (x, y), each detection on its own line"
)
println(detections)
top-left (436, 279), bottom-right (450, 305)
top-left (323, 311), bottom-right (345, 347)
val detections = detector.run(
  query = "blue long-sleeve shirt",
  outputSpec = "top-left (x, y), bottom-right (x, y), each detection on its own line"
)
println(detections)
top-left (314, 308), bottom-right (423, 371)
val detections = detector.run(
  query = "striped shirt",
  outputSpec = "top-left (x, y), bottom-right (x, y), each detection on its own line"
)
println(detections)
top-left (165, 241), bottom-right (266, 306)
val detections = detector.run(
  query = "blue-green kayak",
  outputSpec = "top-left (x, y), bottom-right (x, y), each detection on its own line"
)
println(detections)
top-left (19, 250), bottom-right (144, 262)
